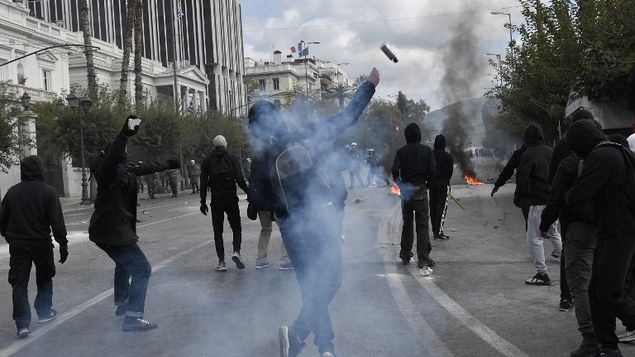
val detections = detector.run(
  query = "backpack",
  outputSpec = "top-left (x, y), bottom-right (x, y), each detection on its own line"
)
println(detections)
top-left (591, 141), bottom-right (635, 217)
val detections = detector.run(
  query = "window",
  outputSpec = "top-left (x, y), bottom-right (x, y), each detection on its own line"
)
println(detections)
top-left (258, 79), bottom-right (266, 91)
top-left (42, 69), bottom-right (52, 91)
top-left (273, 78), bottom-right (280, 90)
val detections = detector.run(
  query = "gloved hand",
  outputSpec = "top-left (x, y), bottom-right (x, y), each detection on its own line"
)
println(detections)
top-left (200, 203), bottom-right (208, 216)
top-left (122, 115), bottom-right (141, 137)
top-left (491, 186), bottom-right (499, 197)
top-left (59, 244), bottom-right (68, 264)
top-left (247, 203), bottom-right (257, 220)
top-left (167, 159), bottom-right (181, 169)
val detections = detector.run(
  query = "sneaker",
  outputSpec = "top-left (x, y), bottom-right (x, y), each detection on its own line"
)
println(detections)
top-left (420, 266), bottom-right (433, 277)
top-left (618, 329), bottom-right (635, 343)
top-left (216, 260), bottom-right (227, 272)
top-left (551, 250), bottom-right (560, 260)
top-left (525, 273), bottom-right (551, 286)
top-left (279, 262), bottom-right (294, 271)
top-left (419, 258), bottom-right (436, 268)
top-left (122, 316), bottom-right (158, 331)
top-left (37, 308), bottom-right (58, 323)
top-left (115, 304), bottom-right (127, 316)
top-left (232, 252), bottom-right (245, 269)
top-left (16, 327), bottom-right (30, 339)
top-left (400, 256), bottom-right (410, 265)
top-left (560, 299), bottom-right (572, 312)
top-left (570, 337), bottom-right (599, 357)
top-left (596, 347), bottom-right (623, 356)
top-left (255, 261), bottom-right (270, 269)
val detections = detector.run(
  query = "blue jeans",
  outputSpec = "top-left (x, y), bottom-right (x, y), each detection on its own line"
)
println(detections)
top-left (278, 205), bottom-right (343, 354)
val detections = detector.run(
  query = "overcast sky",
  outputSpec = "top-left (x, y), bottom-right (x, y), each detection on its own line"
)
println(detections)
top-left (241, 0), bottom-right (523, 110)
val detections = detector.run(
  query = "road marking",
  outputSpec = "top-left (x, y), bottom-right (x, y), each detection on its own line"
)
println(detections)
top-left (383, 203), bottom-right (530, 357)
top-left (0, 239), bottom-right (210, 356)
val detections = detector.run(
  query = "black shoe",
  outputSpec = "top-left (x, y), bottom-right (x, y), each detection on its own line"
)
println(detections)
top-left (122, 316), bottom-right (158, 331)
top-left (16, 327), bottom-right (30, 339)
top-left (525, 272), bottom-right (551, 286)
top-left (596, 347), bottom-right (623, 357)
top-left (560, 299), bottom-right (572, 312)
top-left (570, 337), bottom-right (598, 357)
top-left (232, 252), bottom-right (245, 269)
top-left (116, 304), bottom-right (127, 316)
top-left (440, 233), bottom-right (450, 240)
top-left (400, 257), bottom-right (410, 265)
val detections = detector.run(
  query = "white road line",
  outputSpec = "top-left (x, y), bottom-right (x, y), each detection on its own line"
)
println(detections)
top-left (383, 203), bottom-right (530, 357)
top-left (0, 239), bottom-right (210, 356)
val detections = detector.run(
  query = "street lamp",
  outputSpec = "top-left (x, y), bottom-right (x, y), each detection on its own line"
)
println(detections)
top-left (491, 11), bottom-right (514, 62)
top-left (67, 91), bottom-right (93, 204)
top-left (20, 91), bottom-right (31, 110)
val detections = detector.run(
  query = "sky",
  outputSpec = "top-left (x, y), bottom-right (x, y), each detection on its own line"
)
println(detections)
top-left (240, 0), bottom-right (524, 111)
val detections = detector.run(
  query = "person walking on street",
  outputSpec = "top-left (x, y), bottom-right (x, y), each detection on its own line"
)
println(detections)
top-left (255, 211), bottom-right (293, 270)
top-left (167, 169), bottom-right (179, 197)
top-left (491, 144), bottom-right (528, 223)
top-left (516, 124), bottom-right (562, 286)
top-left (89, 115), bottom-right (180, 331)
top-left (392, 122), bottom-right (436, 277)
top-left (144, 173), bottom-right (156, 199)
top-left (347, 143), bottom-right (364, 189)
top-left (429, 134), bottom-right (453, 240)
top-left (188, 160), bottom-right (200, 194)
top-left (565, 120), bottom-right (635, 357)
top-left (200, 135), bottom-right (249, 272)
top-left (0, 155), bottom-right (68, 339)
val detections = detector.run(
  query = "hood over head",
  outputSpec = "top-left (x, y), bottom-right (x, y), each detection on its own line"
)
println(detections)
top-left (570, 108), bottom-right (594, 122)
top-left (433, 134), bottom-right (446, 150)
top-left (248, 100), bottom-right (279, 140)
top-left (404, 123), bottom-right (421, 144)
top-left (523, 124), bottom-right (544, 145)
top-left (20, 155), bottom-right (44, 181)
top-left (608, 134), bottom-right (629, 148)
top-left (566, 119), bottom-right (607, 158)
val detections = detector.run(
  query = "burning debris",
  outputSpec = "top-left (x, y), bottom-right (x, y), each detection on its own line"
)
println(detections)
top-left (463, 169), bottom-right (484, 185)
top-left (389, 183), bottom-right (401, 196)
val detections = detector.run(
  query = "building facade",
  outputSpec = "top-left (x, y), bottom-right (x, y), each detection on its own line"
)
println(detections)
top-left (20, 0), bottom-right (247, 115)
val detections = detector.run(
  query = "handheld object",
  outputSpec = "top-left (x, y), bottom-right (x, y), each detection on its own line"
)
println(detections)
top-left (128, 118), bottom-right (142, 131)
top-left (380, 43), bottom-right (398, 63)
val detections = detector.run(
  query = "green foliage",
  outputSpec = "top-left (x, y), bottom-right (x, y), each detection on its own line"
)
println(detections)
top-left (0, 83), bottom-right (27, 172)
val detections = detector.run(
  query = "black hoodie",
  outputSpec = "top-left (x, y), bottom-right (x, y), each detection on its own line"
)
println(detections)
top-left (200, 146), bottom-right (249, 202)
top-left (431, 135), bottom-right (453, 186)
top-left (391, 123), bottom-right (436, 187)
top-left (0, 156), bottom-right (67, 245)
top-left (514, 124), bottom-right (553, 206)
top-left (565, 119), bottom-right (635, 236)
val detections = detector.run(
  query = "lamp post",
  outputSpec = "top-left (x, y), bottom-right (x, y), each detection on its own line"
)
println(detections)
top-left (18, 91), bottom-right (32, 160)
top-left (67, 91), bottom-right (93, 204)
top-left (491, 12), bottom-right (514, 63)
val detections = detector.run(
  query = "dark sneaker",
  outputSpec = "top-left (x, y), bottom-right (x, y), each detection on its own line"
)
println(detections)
top-left (215, 260), bottom-right (227, 272)
top-left (37, 308), bottom-right (58, 323)
top-left (122, 316), bottom-right (158, 331)
top-left (279, 262), bottom-right (294, 271)
top-left (116, 304), bottom-right (127, 316)
top-left (560, 299), bottom-right (572, 312)
top-left (551, 250), bottom-right (560, 260)
top-left (596, 347), bottom-right (623, 356)
top-left (232, 252), bottom-right (245, 269)
top-left (255, 261), bottom-right (270, 269)
top-left (525, 273), bottom-right (551, 286)
top-left (570, 338), bottom-right (599, 357)
top-left (400, 256), bottom-right (410, 265)
top-left (618, 329), bottom-right (635, 343)
top-left (16, 327), bottom-right (30, 339)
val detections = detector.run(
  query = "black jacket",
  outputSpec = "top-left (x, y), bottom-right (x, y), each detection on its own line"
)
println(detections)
top-left (200, 147), bottom-right (249, 203)
top-left (0, 156), bottom-right (67, 246)
top-left (565, 120), bottom-right (635, 236)
top-left (549, 137), bottom-right (571, 183)
top-left (515, 125), bottom-right (552, 206)
top-left (494, 145), bottom-right (526, 189)
top-left (431, 135), bottom-right (453, 187)
top-left (392, 123), bottom-right (436, 188)
top-left (89, 133), bottom-right (176, 246)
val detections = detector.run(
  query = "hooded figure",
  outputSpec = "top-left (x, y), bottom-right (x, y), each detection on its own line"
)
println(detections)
top-left (516, 124), bottom-right (563, 287)
top-left (392, 122), bottom-right (436, 273)
top-left (565, 119), bottom-right (635, 355)
top-left (0, 155), bottom-right (67, 337)
top-left (429, 134), bottom-right (453, 240)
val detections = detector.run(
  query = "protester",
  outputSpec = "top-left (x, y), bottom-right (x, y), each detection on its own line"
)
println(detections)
top-left (429, 134), bottom-right (453, 240)
top-left (255, 211), bottom-right (293, 270)
top-left (188, 160), bottom-right (201, 194)
top-left (392, 122), bottom-right (436, 277)
top-left (247, 67), bottom-right (378, 357)
top-left (167, 168), bottom-right (179, 197)
top-left (366, 148), bottom-right (389, 186)
top-left (565, 120), bottom-right (635, 357)
top-left (144, 173), bottom-right (156, 199)
top-left (0, 156), bottom-right (67, 339)
top-left (200, 135), bottom-right (249, 272)
top-left (515, 124), bottom-right (562, 286)
top-left (347, 142), bottom-right (364, 189)
top-left (89, 115), bottom-right (179, 331)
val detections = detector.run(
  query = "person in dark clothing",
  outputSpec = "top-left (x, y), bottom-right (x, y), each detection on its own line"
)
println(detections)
top-left (429, 134), bottom-right (453, 240)
top-left (366, 148), bottom-right (389, 186)
top-left (144, 173), bottom-right (156, 199)
top-left (565, 119), bottom-right (635, 357)
top-left (89, 116), bottom-right (180, 332)
top-left (346, 143), bottom-right (365, 189)
top-left (188, 160), bottom-right (201, 194)
top-left (392, 123), bottom-right (436, 276)
top-left (491, 145), bottom-right (529, 220)
top-left (200, 135), bottom-right (249, 272)
top-left (167, 169), bottom-right (179, 197)
top-left (0, 155), bottom-right (68, 339)
top-left (248, 68), bottom-right (378, 357)
top-left (515, 124), bottom-right (562, 286)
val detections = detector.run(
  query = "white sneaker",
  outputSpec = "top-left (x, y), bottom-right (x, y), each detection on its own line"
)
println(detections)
top-left (215, 260), bottom-right (227, 272)
top-left (419, 266), bottom-right (433, 277)
top-left (232, 252), bottom-right (245, 269)
top-left (618, 329), bottom-right (635, 342)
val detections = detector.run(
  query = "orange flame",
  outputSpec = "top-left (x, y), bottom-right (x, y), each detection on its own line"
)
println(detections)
top-left (389, 183), bottom-right (401, 196)
top-left (464, 171), bottom-right (484, 185)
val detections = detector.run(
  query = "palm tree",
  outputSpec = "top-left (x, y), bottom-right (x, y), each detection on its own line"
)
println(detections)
top-left (133, 0), bottom-right (144, 109)
top-left (353, 75), bottom-right (368, 89)
top-left (78, 0), bottom-right (97, 99)
top-left (323, 83), bottom-right (353, 109)
top-left (118, 0), bottom-right (136, 106)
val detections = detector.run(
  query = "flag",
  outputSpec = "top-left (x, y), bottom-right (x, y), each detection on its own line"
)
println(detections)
top-left (299, 47), bottom-right (309, 57)
top-left (290, 46), bottom-right (296, 54)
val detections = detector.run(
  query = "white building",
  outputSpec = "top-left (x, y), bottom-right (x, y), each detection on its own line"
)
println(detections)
top-left (244, 50), bottom-right (352, 107)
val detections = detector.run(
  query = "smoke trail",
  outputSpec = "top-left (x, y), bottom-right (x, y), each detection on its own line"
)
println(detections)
top-left (439, 13), bottom-right (488, 175)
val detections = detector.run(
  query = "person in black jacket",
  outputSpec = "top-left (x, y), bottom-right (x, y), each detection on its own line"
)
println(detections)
top-left (392, 123), bottom-right (436, 276)
top-left (565, 120), bottom-right (635, 357)
top-left (429, 134), bottom-right (453, 240)
top-left (200, 135), bottom-right (249, 272)
top-left (491, 145), bottom-right (528, 221)
top-left (247, 68), bottom-right (379, 357)
top-left (89, 116), bottom-right (179, 332)
top-left (516, 124), bottom-right (562, 286)
top-left (0, 155), bottom-right (67, 339)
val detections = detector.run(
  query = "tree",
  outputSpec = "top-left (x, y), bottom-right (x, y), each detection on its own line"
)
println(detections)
top-left (78, 0), bottom-right (97, 99)
top-left (0, 84), bottom-right (27, 172)
top-left (134, 0), bottom-right (144, 109)
top-left (322, 83), bottom-right (353, 109)
top-left (118, 0), bottom-right (136, 106)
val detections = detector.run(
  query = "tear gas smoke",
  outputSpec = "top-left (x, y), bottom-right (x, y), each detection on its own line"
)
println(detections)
top-left (380, 43), bottom-right (399, 63)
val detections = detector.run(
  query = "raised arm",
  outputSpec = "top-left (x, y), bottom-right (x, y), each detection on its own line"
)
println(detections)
top-left (128, 160), bottom-right (179, 176)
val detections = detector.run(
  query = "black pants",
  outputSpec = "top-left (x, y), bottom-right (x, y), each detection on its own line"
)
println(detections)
top-left (589, 233), bottom-right (635, 349)
top-left (400, 194), bottom-right (432, 266)
top-left (190, 179), bottom-right (199, 193)
top-left (97, 243), bottom-right (151, 317)
top-left (560, 225), bottom-right (571, 301)
top-left (9, 244), bottom-right (55, 329)
top-left (169, 179), bottom-right (178, 197)
top-left (210, 194), bottom-right (242, 261)
top-left (429, 185), bottom-right (448, 236)
top-left (146, 180), bottom-right (155, 199)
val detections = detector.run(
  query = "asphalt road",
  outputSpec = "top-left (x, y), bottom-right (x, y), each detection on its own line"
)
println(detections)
top-left (0, 184), bottom-right (633, 356)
